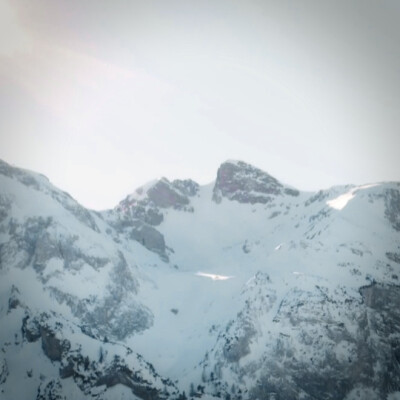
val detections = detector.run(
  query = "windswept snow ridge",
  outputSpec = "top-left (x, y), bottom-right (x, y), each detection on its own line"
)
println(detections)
top-left (326, 183), bottom-right (380, 210)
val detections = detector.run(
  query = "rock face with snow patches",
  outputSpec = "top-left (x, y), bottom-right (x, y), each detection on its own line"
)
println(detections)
top-left (212, 160), bottom-right (299, 204)
top-left (102, 177), bottom-right (200, 261)
top-left (0, 158), bottom-right (399, 400)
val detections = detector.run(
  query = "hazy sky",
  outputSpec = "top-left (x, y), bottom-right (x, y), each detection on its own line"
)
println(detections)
top-left (1, 0), bottom-right (399, 209)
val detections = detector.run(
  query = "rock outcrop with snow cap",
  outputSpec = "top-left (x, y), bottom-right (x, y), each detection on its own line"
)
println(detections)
top-left (117, 177), bottom-right (199, 224)
top-left (212, 160), bottom-right (299, 204)
top-left (104, 177), bottom-right (200, 261)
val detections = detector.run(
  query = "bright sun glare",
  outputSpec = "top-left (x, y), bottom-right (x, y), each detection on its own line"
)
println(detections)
top-left (196, 272), bottom-right (234, 281)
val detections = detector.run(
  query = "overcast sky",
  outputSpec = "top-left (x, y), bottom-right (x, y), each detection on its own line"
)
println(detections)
top-left (1, 0), bottom-right (399, 210)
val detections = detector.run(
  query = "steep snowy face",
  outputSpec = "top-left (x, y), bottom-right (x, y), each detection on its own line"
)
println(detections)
top-left (0, 160), bottom-right (154, 342)
top-left (0, 160), bottom-right (181, 400)
top-left (1, 158), bottom-right (400, 400)
top-left (212, 160), bottom-right (299, 204)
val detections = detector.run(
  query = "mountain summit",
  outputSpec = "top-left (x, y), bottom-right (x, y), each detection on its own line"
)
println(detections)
top-left (0, 159), bottom-right (399, 400)
top-left (213, 160), bottom-right (299, 203)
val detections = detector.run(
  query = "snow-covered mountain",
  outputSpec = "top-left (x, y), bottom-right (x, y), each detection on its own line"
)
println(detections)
top-left (0, 159), bottom-right (399, 400)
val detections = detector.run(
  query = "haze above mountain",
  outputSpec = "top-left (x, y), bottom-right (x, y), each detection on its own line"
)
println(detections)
top-left (1, 0), bottom-right (400, 209)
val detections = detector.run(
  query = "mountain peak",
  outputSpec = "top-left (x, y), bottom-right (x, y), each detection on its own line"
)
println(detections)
top-left (213, 160), bottom-right (298, 204)
top-left (123, 177), bottom-right (199, 209)
top-left (116, 176), bottom-right (200, 227)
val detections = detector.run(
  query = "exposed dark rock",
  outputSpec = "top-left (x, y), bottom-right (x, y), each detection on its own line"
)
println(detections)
top-left (242, 241), bottom-right (251, 254)
top-left (384, 188), bottom-right (400, 231)
top-left (119, 204), bottom-right (164, 226)
top-left (144, 207), bottom-right (164, 225)
top-left (59, 349), bottom-right (178, 400)
top-left (222, 325), bottom-right (255, 363)
top-left (110, 251), bottom-right (138, 293)
top-left (359, 283), bottom-right (400, 324)
top-left (269, 210), bottom-right (281, 219)
top-left (41, 326), bottom-right (71, 362)
top-left (215, 273), bottom-right (275, 365)
top-left (56, 195), bottom-right (100, 233)
top-left (59, 357), bottom-right (75, 379)
top-left (172, 179), bottom-right (199, 197)
top-left (1, 217), bottom-right (109, 277)
top-left (108, 177), bottom-right (196, 258)
top-left (49, 288), bottom-right (153, 341)
top-left (304, 190), bottom-right (330, 206)
top-left (284, 188), bottom-right (300, 196)
top-left (96, 361), bottom-right (161, 400)
top-left (22, 315), bottom-right (42, 342)
top-left (386, 252), bottom-right (400, 264)
top-left (212, 161), bottom-right (284, 204)
top-left (129, 221), bottom-right (168, 261)
top-left (19, 311), bottom-right (177, 398)
top-left (146, 179), bottom-right (190, 208)
top-left (117, 177), bottom-right (194, 215)
top-left (16, 217), bottom-right (54, 270)
top-left (8, 285), bottom-right (22, 312)
top-left (0, 194), bottom-right (12, 224)
top-left (22, 314), bottom-right (71, 362)
top-left (0, 358), bottom-right (8, 385)
top-left (308, 207), bottom-right (331, 223)
top-left (46, 253), bottom-right (153, 341)
top-left (207, 283), bottom-right (400, 400)
top-left (36, 379), bottom-right (66, 400)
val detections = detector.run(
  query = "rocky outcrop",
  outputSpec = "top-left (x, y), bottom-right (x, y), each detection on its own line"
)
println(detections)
top-left (22, 314), bottom-right (42, 342)
top-left (47, 255), bottom-right (153, 341)
top-left (0, 215), bottom-right (107, 274)
top-left (146, 179), bottom-right (190, 209)
top-left (304, 189), bottom-right (330, 206)
top-left (204, 283), bottom-right (400, 400)
top-left (17, 246), bottom-right (152, 342)
top-left (384, 187), bottom-right (400, 231)
top-left (41, 326), bottom-right (71, 362)
top-left (0, 193), bottom-right (12, 224)
top-left (49, 286), bottom-right (153, 341)
top-left (171, 179), bottom-right (199, 197)
top-left (0, 358), bottom-right (8, 385)
top-left (36, 379), bottom-right (66, 400)
top-left (117, 177), bottom-right (198, 227)
top-left (8, 285), bottom-right (22, 312)
top-left (126, 205), bottom-right (164, 226)
top-left (202, 273), bottom-right (277, 384)
top-left (129, 221), bottom-right (169, 262)
top-left (106, 177), bottom-right (199, 260)
top-left (22, 314), bottom-right (70, 361)
top-left (212, 160), bottom-right (290, 204)
top-left (102, 209), bottom-right (169, 261)
top-left (96, 356), bottom-right (168, 400)
top-left (21, 312), bottom-right (179, 400)
top-left (386, 252), bottom-right (400, 264)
